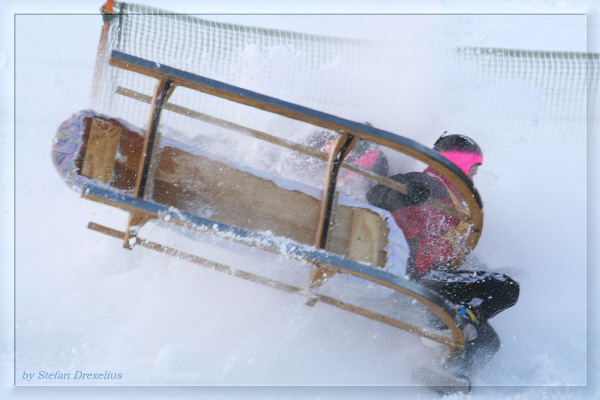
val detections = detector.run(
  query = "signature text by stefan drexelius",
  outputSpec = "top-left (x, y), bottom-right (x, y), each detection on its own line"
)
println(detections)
top-left (22, 370), bottom-right (123, 382)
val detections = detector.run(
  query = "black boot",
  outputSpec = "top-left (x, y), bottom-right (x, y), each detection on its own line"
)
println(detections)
top-left (444, 321), bottom-right (501, 380)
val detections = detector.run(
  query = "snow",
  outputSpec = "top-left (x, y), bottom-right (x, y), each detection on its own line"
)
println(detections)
top-left (2, 1), bottom-right (600, 400)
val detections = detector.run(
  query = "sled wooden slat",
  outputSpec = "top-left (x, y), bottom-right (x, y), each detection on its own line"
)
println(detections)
top-left (109, 50), bottom-right (482, 266)
top-left (80, 118), bottom-right (121, 183)
top-left (82, 184), bottom-right (465, 355)
top-left (349, 209), bottom-right (385, 265)
top-left (87, 219), bottom-right (463, 351)
top-left (152, 146), bottom-right (387, 264)
top-left (115, 86), bottom-right (473, 223)
top-left (154, 146), bottom-right (322, 247)
top-left (88, 221), bottom-right (123, 238)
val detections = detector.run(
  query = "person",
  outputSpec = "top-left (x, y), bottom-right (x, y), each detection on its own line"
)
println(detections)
top-left (366, 133), bottom-right (519, 390)
top-left (302, 125), bottom-right (390, 203)
top-left (305, 124), bottom-right (390, 178)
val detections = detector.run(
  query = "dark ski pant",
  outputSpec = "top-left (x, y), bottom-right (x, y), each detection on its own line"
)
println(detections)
top-left (449, 321), bottom-right (501, 376)
top-left (417, 269), bottom-right (519, 376)
top-left (418, 269), bottom-right (520, 325)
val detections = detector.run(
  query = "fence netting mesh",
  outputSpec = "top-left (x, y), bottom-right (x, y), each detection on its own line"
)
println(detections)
top-left (90, 5), bottom-right (598, 160)
top-left (91, 2), bottom-right (384, 143)
top-left (455, 47), bottom-right (599, 134)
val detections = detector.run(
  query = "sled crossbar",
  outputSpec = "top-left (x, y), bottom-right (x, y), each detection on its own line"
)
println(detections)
top-left (109, 50), bottom-right (483, 266)
top-left (82, 183), bottom-right (464, 352)
top-left (87, 220), bottom-right (459, 348)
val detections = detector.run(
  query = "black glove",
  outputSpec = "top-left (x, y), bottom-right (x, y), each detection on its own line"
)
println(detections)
top-left (404, 181), bottom-right (430, 206)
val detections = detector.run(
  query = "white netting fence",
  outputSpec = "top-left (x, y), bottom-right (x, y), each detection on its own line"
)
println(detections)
top-left (455, 47), bottom-right (599, 134)
top-left (91, 2), bottom-right (385, 143)
top-left (90, 5), bottom-right (598, 171)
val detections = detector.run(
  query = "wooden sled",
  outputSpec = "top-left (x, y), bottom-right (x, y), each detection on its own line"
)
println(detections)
top-left (52, 50), bottom-right (485, 357)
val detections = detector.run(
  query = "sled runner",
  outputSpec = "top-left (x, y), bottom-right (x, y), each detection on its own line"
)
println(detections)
top-left (52, 49), bottom-right (484, 357)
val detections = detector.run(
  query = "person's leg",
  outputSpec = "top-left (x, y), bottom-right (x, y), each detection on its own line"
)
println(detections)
top-left (412, 323), bottom-right (500, 393)
top-left (418, 269), bottom-right (519, 324)
top-left (445, 322), bottom-right (501, 376)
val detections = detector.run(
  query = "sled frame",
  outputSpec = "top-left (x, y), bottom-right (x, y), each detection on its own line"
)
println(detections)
top-left (80, 50), bottom-right (492, 355)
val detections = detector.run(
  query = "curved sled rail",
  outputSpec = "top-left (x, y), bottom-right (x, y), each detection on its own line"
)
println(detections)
top-left (83, 183), bottom-right (466, 354)
top-left (109, 50), bottom-right (483, 266)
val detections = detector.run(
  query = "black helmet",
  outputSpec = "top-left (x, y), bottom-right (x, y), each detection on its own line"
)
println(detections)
top-left (433, 133), bottom-right (483, 176)
top-left (433, 133), bottom-right (482, 156)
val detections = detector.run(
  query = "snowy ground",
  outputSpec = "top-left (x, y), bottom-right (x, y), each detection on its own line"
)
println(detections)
top-left (2, 0), bottom-right (600, 399)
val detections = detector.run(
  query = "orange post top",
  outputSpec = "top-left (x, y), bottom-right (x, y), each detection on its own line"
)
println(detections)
top-left (103, 0), bottom-right (115, 14)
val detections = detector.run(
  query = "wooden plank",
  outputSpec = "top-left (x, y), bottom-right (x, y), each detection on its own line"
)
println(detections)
top-left (86, 220), bottom-right (464, 353)
top-left (152, 147), bottom-right (385, 264)
top-left (378, 219), bottom-right (391, 267)
top-left (153, 146), bottom-right (322, 246)
top-left (75, 116), bottom-right (145, 191)
top-left (327, 203), bottom-right (352, 257)
top-left (88, 221), bottom-right (123, 239)
top-left (80, 118), bottom-right (121, 183)
top-left (348, 209), bottom-right (384, 266)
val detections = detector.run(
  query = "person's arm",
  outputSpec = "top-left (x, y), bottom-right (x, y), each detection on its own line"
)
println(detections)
top-left (366, 172), bottom-right (431, 212)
